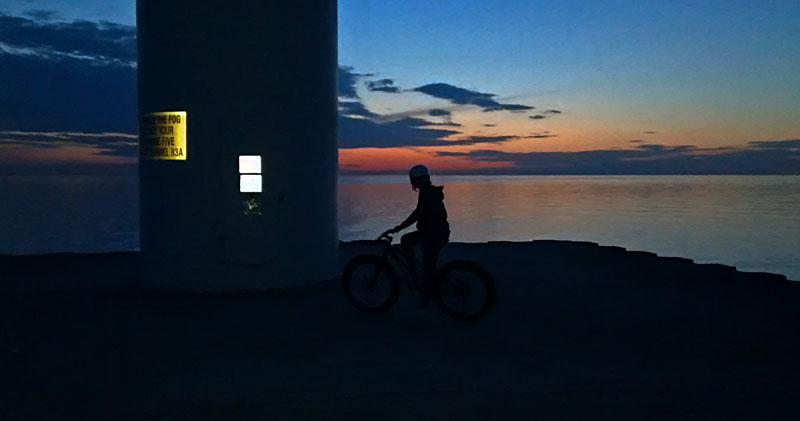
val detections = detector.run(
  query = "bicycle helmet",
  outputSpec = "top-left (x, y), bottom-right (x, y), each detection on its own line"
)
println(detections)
top-left (408, 164), bottom-right (430, 179)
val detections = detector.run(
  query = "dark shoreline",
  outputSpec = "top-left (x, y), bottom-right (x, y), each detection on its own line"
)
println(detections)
top-left (0, 239), bottom-right (790, 295)
top-left (2, 240), bottom-right (799, 419)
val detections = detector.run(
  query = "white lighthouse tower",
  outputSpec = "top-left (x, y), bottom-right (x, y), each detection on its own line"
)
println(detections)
top-left (136, 0), bottom-right (339, 291)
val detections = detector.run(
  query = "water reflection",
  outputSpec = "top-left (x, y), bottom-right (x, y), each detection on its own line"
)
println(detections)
top-left (340, 175), bottom-right (800, 280)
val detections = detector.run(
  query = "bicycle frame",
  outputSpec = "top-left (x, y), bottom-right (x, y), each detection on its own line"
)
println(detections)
top-left (378, 235), bottom-right (421, 282)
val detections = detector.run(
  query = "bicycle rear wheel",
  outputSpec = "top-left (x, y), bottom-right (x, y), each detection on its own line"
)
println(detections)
top-left (434, 260), bottom-right (495, 321)
top-left (341, 254), bottom-right (400, 314)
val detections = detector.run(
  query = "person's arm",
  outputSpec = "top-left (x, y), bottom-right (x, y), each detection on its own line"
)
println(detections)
top-left (390, 191), bottom-right (423, 233)
top-left (392, 208), bottom-right (419, 233)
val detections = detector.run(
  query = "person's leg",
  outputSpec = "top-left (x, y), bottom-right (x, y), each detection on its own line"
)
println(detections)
top-left (419, 237), bottom-right (445, 309)
top-left (400, 231), bottom-right (423, 273)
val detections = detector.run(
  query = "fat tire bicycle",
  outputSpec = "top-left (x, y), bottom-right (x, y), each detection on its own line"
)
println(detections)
top-left (341, 233), bottom-right (495, 322)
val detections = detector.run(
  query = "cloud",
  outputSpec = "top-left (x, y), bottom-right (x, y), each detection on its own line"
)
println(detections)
top-left (22, 10), bottom-right (60, 21)
top-left (524, 132), bottom-right (557, 139)
top-left (643, 131), bottom-right (657, 134)
top-left (545, 109), bottom-right (562, 114)
top-left (482, 104), bottom-right (533, 112)
top-left (338, 115), bottom-right (524, 148)
top-left (428, 108), bottom-right (451, 117)
top-left (483, 123), bottom-right (496, 127)
top-left (338, 116), bottom-right (460, 149)
top-left (413, 83), bottom-right (492, 104)
top-left (0, 15), bottom-right (137, 133)
top-left (337, 65), bottom-right (361, 98)
top-left (413, 83), bottom-right (533, 113)
top-left (0, 131), bottom-right (138, 157)
top-left (748, 139), bottom-right (800, 149)
top-left (0, 52), bottom-right (137, 132)
top-left (366, 78), bottom-right (400, 93)
top-left (450, 135), bottom-right (519, 145)
top-left (432, 141), bottom-right (800, 174)
top-left (338, 100), bottom-right (378, 118)
top-left (529, 115), bottom-right (546, 120)
top-left (0, 14), bottom-right (136, 66)
top-left (427, 121), bottom-right (462, 127)
top-left (629, 139), bottom-right (645, 143)
top-left (425, 108), bottom-right (461, 126)
top-left (401, 117), bottom-right (443, 128)
top-left (635, 144), bottom-right (694, 153)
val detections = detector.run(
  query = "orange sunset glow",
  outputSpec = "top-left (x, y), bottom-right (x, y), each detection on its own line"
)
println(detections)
top-left (339, 146), bottom-right (514, 173)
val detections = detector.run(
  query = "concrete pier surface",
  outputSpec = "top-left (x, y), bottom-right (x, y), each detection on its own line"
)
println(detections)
top-left (2, 241), bottom-right (799, 419)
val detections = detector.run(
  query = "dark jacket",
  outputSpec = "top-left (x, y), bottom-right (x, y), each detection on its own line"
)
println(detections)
top-left (396, 183), bottom-right (450, 239)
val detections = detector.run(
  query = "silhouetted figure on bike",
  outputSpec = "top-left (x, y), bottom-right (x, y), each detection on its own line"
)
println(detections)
top-left (343, 171), bottom-right (492, 319)
top-left (382, 164), bottom-right (450, 309)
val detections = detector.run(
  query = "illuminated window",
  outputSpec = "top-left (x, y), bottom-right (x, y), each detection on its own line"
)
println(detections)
top-left (239, 155), bottom-right (262, 193)
top-left (240, 175), bottom-right (262, 193)
top-left (239, 155), bottom-right (261, 174)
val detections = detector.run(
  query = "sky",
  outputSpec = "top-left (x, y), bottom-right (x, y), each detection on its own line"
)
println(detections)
top-left (1, 0), bottom-right (799, 174)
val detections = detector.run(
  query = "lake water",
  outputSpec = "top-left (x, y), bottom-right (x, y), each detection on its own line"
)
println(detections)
top-left (1, 174), bottom-right (798, 280)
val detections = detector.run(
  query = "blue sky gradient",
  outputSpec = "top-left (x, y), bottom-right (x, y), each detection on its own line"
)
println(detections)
top-left (0, 0), bottom-right (798, 173)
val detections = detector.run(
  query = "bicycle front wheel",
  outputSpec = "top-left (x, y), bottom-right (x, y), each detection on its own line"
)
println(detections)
top-left (434, 260), bottom-right (495, 321)
top-left (341, 254), bottom-right (400, 314)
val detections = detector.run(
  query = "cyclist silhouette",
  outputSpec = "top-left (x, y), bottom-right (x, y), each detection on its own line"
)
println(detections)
top-left (382, 164), bottom-right (450, 309)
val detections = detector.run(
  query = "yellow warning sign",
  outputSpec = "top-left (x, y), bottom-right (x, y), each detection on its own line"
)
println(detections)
top-left (141, 111), bottom-right (187, 160)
